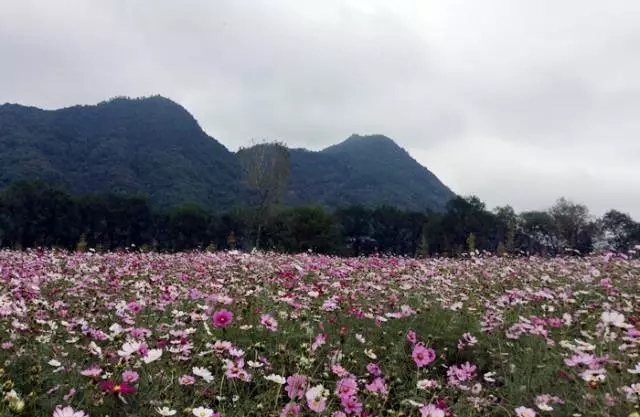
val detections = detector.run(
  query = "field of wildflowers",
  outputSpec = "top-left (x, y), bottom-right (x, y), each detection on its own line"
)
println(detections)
top-left (0, 249), bottom-right (639, 417)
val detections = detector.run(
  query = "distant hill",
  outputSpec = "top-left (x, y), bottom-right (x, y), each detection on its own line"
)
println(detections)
top-left (286, 135), bottom-right (454, 211)
top-left (0, 96), bottom-right (455, 211)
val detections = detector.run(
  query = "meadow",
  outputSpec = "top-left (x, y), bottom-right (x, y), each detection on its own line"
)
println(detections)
top-left (0, 249), bottom-right (639, 417)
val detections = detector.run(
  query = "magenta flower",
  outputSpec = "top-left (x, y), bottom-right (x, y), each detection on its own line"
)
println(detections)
top-left (366, 363), bottom-right (381, 376)
top-left (412, 344), bottom-right (436, 368)
top-left (212, 309), bottom-right (233, 328)
top-left (99, 380), bottom-right (137, 394)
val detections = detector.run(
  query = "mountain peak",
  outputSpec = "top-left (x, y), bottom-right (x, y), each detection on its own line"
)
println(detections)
top-left (322, 134), bottom-right (402, 154)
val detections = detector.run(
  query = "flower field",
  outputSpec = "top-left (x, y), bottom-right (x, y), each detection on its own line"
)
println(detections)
top-left (1, 250), bottom-right (639, 417)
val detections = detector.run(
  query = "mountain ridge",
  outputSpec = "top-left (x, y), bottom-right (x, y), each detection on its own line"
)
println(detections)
top-left (0, 95), bottom-right (456, 211)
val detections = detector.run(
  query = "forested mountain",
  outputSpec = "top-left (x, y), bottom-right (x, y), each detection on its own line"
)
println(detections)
top-left (0, 96), bottom-right (454, 211)
top-left (0, 96), bottom-right (243, 210)
top-left (313, 134), bottom-right (453, 210)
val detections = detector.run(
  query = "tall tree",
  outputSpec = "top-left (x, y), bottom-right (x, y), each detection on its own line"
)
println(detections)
top-left (237, 140), bottom-right (290, 250)
top-left (518, 211), bottom-right (561, 254)
top-left (494, 205), bottom-right (517, 253)
top-left (599, 209), bottom-right (640, 252)
top-left (549, 197), bottom-right (591, 252)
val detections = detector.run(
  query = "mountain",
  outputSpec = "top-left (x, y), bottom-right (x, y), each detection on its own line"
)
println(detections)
top-left (286, 135), bottom-right (454, 211)
top-left (0, 96), bottom-right (243, 209)
top-left (0, 96), bottom-right (455, 211)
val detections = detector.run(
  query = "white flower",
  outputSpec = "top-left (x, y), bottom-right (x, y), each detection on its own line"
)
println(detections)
top-left (264, 374), bottom-right (286, 385)
top-left (88, 341), bottom-right (103, 357)
top-left (355, 334), bottom-right (366, 344)
top-left (417, 379), bottom-right (440, 390)
top-left (109, 323), bottom-right (124, 335)
top-left (247, 360), bottom-right (263, 368)
top-left (52, 405), bottom-right (87, 417)
top-left (628, 363), bottom-right (640, 375)
top-left (515, 406), bottom-right (536, 417)
top-left (48, 359), bottom-right (62, 367)
top-left (192, 366), bottom-right (213, 382)
top-left (143, 348), bottom-right (163, 364)
top-left (118, 340), bottom-right (141, 358)
top-left (536, 402), bottom-right (553, 411)
top-left (483, 372), bottom-right (496, 382)
top-left (192, 406), bottom-right (214, 417)
top-left (156, 406), bottom-right (177, 416)
top-left (364, 349), bottom-right (377, 359)
top-left (601, 311), bottom-right (627, 328)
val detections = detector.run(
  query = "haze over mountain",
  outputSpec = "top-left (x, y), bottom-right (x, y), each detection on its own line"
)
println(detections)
top-left (0, 96), bottom-right (455, 211)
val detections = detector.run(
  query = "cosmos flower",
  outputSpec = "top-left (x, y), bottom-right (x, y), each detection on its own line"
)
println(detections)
top-left (212, 309), bottom-right (233, 328)
top-left (412, 344), bottom-right (436, 368)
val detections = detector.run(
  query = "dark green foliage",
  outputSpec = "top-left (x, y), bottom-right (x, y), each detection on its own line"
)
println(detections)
top-left (0, 96), bottom-right (243, 211)
top-left (0, 98), bottom-right (453, 212)
top-left (287, 134), bottom-right (455, 211)
top-left (0, 180), bottom-right (638, 256)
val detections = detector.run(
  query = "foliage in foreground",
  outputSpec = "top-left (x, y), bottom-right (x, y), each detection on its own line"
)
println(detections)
top-left (0, 250), bottom-right (639, 417)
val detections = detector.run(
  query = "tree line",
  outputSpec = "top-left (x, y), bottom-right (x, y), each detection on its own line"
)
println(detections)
top-left (0, 179), bottom-right (638, 256)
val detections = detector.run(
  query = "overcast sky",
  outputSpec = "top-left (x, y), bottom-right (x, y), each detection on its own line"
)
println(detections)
top-left (2, 0), bottom-right (639, 218)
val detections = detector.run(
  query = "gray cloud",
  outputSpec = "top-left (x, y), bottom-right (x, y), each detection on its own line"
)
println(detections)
top-left (1, 0), bottom-right (639, 217)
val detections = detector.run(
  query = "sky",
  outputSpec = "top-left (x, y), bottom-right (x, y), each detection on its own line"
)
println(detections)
top-left (2, 0), bottom-right (640, 218)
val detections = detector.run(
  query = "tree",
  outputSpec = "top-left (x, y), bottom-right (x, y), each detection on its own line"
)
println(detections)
top-left (417, 231), bottom-right (430, 258)
top-left (237, 140), bottom-right (290, 250)
top-left (549, 197), bottom-right (591, 252)
top-left (518, 211), bottom-right (561, 254)
top-left (466, 233), bottom-right (476, 253)
top-left (494, 205), bottom-right (517, 253)
top-left (599, 210), bottom-right (640, 252)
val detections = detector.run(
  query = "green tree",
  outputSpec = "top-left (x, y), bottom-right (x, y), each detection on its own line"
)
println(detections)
top-left (549, 197), bottom-right (592, 253)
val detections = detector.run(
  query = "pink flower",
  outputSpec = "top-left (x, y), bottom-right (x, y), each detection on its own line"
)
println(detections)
top-left (305, 384), bottom-right (327, 413)
top-left (340, 395), bottom-right (363, 415)
top-left (419, 404), bottom-right (445, 417)
top-left (311, 333), bottom-right (327, 351)
top-left (515, 406), bottom-right (536, 417)
top-left (279, 403), bottom-right (301, 417)
top-left (212, 309), bottom-right (233, 328)
top-left (407, 330), bottom-right (417, 344)
top-left (366, 363), bottom-right (381, 376)
top-left (260, 314), bottom-right (279, 331)
top-left (412, 344), bottom-right (436, 368)
top-left (52, 406), bottom-right (88, 417)
top-left (331, 364), bottom-right (350, 378)
top-left (335, 377), bottom-right (358, 398)
top-left (63, 388), bottom-right (76, 401)
top-left (126, 301), bottom-right (142, 314)
top-left (286, 374), bottom-right (308, 400)
top-left (365, 377), bottom-right (388, 396)
top-left (122, 370), bottom-right (139, 383)
top-left (80, 366), bottom-right (102, 377)
top-left (179, 375), bottom-right (196, 385)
